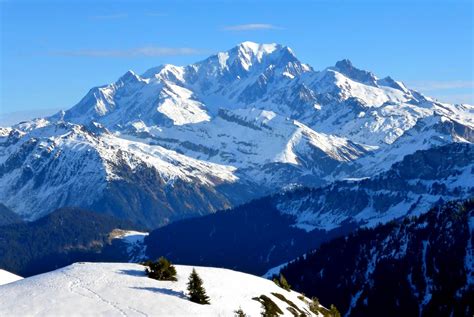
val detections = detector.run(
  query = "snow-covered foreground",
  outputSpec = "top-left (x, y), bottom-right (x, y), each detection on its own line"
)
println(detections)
top-left (0, 269), bottom-right (22, 286)
top-left (0, 262), bottom-right (321, 316)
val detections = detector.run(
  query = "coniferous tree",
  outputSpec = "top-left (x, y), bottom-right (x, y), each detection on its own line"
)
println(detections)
top-left (272, 273), bottom-right (291, 291)
top-left (144, 256), bottom-right (177, 281)
top-left (279, 274), bottom-right (291, 291)
top-left (308, 297), bottom-right (320, 313)
top-left (272, 276), bottom-right (280, 288)
top-left (329, 304), bottom-right (341, 317)
top-left (187, 268), bottom-right (210, 304)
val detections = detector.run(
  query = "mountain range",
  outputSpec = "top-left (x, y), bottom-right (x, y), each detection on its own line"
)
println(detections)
top-left (1, 41), bottom-right (473, 228)
top-left (144, 142), bottom-right (474, 274)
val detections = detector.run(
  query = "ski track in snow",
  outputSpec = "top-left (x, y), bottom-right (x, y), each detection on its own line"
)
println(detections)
top-left (61, 268), bottom-right (150, 317)
top-left (62, 271), bottom-right (132, 317)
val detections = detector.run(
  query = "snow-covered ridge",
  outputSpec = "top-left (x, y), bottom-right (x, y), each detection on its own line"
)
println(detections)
top-left (0, 262), bottom-right (323, 316)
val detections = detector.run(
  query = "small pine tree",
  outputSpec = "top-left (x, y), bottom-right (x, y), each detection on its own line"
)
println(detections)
top-left (187, 268), bottom-right (210, 304)
top-left (329, 304), bottom-right (341, 317)
top-left (272, 274), bottom-right (291, 291)
top-left (308, 297), bottom-right (320, 314)
top-left (279, 274), bottom-right (291, 291)
top-left (145, 256), bottom-right (177, 281)
top-left (272, 276), bottom-right (280, 287)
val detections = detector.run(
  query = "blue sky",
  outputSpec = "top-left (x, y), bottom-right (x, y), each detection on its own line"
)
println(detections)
top-left (1, 0), bottom-right (473, 118)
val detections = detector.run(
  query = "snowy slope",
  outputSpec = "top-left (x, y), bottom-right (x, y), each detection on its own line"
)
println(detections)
top-left (132, 107), bottom-right (375, 187)
top-left (0, 269), bottom-right (23, 286)
top-left (0, 262), bottom-right (323, 316)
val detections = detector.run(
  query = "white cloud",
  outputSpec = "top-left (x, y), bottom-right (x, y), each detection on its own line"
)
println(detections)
top-left (223, 23), bottom-right (283, 31)
top-left (48, 47), bottom-right (207, 58)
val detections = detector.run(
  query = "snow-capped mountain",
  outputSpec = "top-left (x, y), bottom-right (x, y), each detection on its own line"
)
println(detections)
top-left (0, 262), bottom-right (325, 316)
top-left (1, 42), bottom-right (472, 225)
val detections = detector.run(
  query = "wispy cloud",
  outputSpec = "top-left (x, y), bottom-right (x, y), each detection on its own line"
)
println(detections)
top-left (48, 47), bottom-right (207, 58)
top-left (223, 23), bottom-right (283, 31)
top-left (409, 80), bottom-right (474, 91)
top-left (89, 13), bottom-right (128, 20)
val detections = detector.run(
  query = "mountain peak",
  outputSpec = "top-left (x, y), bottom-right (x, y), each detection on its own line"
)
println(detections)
top-left (237, 41), bottom-right (280, 55)
top-left (334, 59), bottom-right (354, 69)
top-left (228, 41), bottom-right (299, 71)
top-left (235, 41), bottom-right (297, 60)
top-left (117, 70), bottom-right (142, 84)
top-left (192, 42), bottom-right (299, 75)
top-left (333, 59), bottom-right (377, 85)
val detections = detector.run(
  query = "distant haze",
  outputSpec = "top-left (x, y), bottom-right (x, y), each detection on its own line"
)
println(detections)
top-left (0, 108), bottom-right (61, 127)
